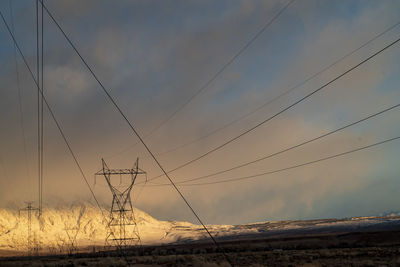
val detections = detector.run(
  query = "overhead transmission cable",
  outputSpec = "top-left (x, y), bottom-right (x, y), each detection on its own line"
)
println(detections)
top-left (106, 0), bottom-right (296, 159)
top-left (143, 102), bottom-right (400, 186)
top-left (179, 135), bottom-right (400, 186)
top-left (38, 5), bottom-right (400, 258)
top-left (148, 19), bottom-right (400, 158)
top-left (35, 0), bottom-right (45, 216)
top-left (109, 18), bottom-right (400, 161)
top-left (147, 0), bottom-right (295, 133)
top-left (0, 9), bottom-right (132, 263)
top-left (40, 0), bottom-right (44, 216)
top-left (35, 0), bottom-right (43, 215)
top-left (147, 35), bottom-right (400, 182)
top-left (8, 0), bottom-right (32, 191)
top-left (39, 1), bottom-right (231, 263)
top-left (0, 6), bottom-right (99, 221)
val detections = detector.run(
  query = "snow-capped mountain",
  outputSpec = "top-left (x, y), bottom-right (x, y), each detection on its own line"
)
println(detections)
top-left (1, 203), bottom-right (400, 253)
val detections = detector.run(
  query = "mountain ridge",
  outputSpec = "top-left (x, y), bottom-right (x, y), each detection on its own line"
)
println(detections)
top-left (1, 203), bottom-right (400, 253)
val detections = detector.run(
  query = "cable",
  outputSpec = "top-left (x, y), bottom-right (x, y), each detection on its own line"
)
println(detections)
top-left (35, 0), bottom-right (41, 215)
top-left (105, 0), bottom-right (296, 160)
top-left (39, 2), bottom-right (231, 264)
top-left (177, 135), bottom-right (400, 186)
top-left (8, 0), bottom-right (32, 192)
top-left (0, 4), bottom-right (99, 220)
top-left (149, 20), bottom-right (400, 158)
top-left (40, 0), bottom-right (44, 216)
top-left (38, 5), bottom-right (400, 260)
top-left (108, 18), bottom-right (400, 162)
top-left (107, 18), bottom-right (400, 161)
top-left (0, 9), bottom-right (133, 265)
top-left (133, 173), bottom-right (147, 204)
top-left (148, 35), bottom-right (400, 181)
top-left (143, 0), bottom-right (296, 136)
top-left (145, 102), bottom-right (400, 186)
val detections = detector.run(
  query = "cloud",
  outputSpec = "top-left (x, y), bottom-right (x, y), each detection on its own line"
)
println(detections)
top-left (0, 0), bottom-right (399, 225)
top-left (133, 114), bottom-right (381, 224)
top-left (45, 65), bottom-right (92, 95)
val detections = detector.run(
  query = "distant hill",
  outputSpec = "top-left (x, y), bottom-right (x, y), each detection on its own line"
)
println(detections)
top-left (1, 203), bottom-right (400, 254)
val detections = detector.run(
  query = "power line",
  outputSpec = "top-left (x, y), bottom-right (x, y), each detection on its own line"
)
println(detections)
top-left (148, 20), bottom-right (400, 158)
top-left (0, 8), bottom-right (133, 264)
top-left (144, 102), bottom-right (400, 186)
top-left (8, 0), bottom-right (32, 190)
top-left (105, 0), bottom-right (296, 160)
top-left (2, 6), bottom-right (171, 266)
top-left (35, 0), bottom-right (42, 216)
top-left (142, 0), bottom-right (296, 136)
top-left (109, 18), bottom-right (400, 162)
top-left (108, 18), bottom-right (400, 164)
top-left (40, 0), bottom-right (44, 216)
top-left (0, 5), bottom-right (98, 218)
top-left (0, 2), bottom-right (107, 234)
top-left (148, 35), bottom-right (400, 181)
top-left (39, 2), bottom-right (231, 263)
top-left (177, 135), bottom-right (400, 186)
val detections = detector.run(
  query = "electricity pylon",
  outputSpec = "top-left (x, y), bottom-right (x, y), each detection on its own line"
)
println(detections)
top-left (95, 158), bottom-right (146, 248)
top-left (19, 202), bottom-right (39, 255)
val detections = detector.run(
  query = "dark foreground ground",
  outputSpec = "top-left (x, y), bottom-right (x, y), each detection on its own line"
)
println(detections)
top-left (1, 230), bottom-right (400, 266)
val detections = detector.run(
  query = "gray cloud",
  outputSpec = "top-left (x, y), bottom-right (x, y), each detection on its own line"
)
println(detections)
top-left (0, 0), bottom-right (399, 224)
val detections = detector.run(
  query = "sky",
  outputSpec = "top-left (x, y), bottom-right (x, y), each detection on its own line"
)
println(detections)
top-left (0, 0), bottom-right (400, 225)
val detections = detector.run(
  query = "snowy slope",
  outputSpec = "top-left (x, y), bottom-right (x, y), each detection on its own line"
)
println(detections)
top-left (1, 203), bottom-right (400, 253)
top-left (0, 203), bottom-right (206, 252)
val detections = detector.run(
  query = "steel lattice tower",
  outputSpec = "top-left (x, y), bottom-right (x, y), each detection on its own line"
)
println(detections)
top-left (19, 202), bottom-right (39, 254)
top-left (95, 158), bottom-right (146, 248)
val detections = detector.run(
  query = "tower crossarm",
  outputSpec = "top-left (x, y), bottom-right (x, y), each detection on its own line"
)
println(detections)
top-left (95, 169), bottom-right (146, 175)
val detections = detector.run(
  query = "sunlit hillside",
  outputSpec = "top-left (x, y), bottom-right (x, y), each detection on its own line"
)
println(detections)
top-left (2, 202), bottom-right (400, 256)
top-left (0, 203), bottom-right (206, 253)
